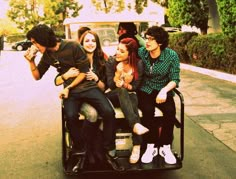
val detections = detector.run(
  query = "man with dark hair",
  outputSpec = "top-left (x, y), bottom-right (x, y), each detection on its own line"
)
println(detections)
top-left (117, 22), bottom-right (145, 47)
top-left (137, 26), bottom-right (180, 165)
top-left (24, 24), bottom-right (124, 172)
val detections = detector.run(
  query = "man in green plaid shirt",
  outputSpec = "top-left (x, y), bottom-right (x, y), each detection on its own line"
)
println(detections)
top-left (137, 26), bottom-right (180, 165)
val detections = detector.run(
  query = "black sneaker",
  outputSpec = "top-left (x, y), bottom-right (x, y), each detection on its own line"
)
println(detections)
top-left (72, 153), bottom-right (86, 173)
top-left (67, 151), bottom-right (86, 173)
top-left (105, 153), bottom-right (125, 172)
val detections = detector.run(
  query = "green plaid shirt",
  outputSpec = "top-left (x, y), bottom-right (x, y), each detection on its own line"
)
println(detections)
top-left (138, 47), bottom-right (180, 94)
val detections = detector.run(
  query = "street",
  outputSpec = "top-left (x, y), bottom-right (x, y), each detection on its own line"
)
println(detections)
top-left (0, 50), bottom-right (235, 179)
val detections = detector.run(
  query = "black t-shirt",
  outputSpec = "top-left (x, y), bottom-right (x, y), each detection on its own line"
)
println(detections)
top-left (38, 40), bottom-right (97, 93)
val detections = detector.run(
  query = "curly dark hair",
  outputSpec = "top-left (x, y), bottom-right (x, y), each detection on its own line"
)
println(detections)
top-left (26, 24), bottom-right (57, 47)
top-left (145, 26), bottom-right (169, 50)
top-left (117, 22), bottom-right (138, 35)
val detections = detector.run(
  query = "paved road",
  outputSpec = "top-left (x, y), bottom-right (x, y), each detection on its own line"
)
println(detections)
top-left (0, 51), bottom-right (235, 179)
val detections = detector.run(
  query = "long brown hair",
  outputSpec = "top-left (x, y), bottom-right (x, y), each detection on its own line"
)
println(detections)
top-left (120, 38), bottom-right (140, 80)
top-left (79, 30), bottom-right (107, 78)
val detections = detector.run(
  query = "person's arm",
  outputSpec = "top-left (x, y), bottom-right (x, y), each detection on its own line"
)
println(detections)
top-left (96, 78), bottom-right (106, 92)
top-left (24, 49), bottom-right (41, 80)
top-left (55, 67), bottom-right (80, 86)
top-left (59, 73), bottom-right (86, 99)
top-left (156, 51), bottom-right (180, 104)
top-left (156, 81), bottom-right (176, 104)
top-left (28, 60), bottom-right (41, 80)
top-left (105, 57), bottom-right (117, 90)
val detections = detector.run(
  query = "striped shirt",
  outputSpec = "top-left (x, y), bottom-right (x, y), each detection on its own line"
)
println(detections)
top-left (138, 46), bottom-right (180, 94)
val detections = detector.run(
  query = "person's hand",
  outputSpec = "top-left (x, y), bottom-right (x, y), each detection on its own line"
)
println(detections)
top-left (24, 45), bottom-right (38, 62)
top-left (86, 69), bottom-right (98, 82)
top-left (59, 88), bottom-right (69, 99)
top-left (123, 82), bottom-right (132, 90)
top-left (156, 89), bottom-right (167, 104)
top-left (63, 67), bottom-right (80, 79)
top-left (115, 79), bottom-right (124, 88)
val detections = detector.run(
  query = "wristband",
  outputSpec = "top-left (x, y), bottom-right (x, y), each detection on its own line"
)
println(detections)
top-left (96, 79), bottom-right (100, 83)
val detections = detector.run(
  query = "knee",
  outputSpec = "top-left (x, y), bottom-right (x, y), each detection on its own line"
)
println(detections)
top-left (80, 103), bottom-right (98, 123)
top-left (101, 105), bottom-right (115, 119)
top-left (85, 109), bottom-right (98, 123)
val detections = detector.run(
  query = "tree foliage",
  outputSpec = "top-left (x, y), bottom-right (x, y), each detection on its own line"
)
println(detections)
top-left (135, 0), bottom-right (148, 14)
top-left (91, 0), bottom-right (125, 13)
top-left (167, 0), bottom-right (209, 34)
top-left (215, 0), bottom-right (236, 39)
top-left (7, 0), bottom-right (82, 33)
top-left (151, 0), bottom-right (168, 7)
top-left (0, 19), bottom-right (19, 36)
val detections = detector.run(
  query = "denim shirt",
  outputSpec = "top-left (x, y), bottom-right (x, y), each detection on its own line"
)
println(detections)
top-left (138, 46), bottom-right (180, 94)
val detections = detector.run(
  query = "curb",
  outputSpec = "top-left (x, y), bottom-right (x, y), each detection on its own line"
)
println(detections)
top-left (180, 63), bottom-right (236, 84)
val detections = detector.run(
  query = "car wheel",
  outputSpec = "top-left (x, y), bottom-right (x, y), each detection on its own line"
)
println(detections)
top-left (16, 45), bottom-right (24, 51)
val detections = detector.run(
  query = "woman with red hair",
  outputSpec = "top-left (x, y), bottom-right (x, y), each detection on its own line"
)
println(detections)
top-left (106, 38), bottom-right (149, 164)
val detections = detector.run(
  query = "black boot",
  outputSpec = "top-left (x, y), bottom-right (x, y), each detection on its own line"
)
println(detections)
top-left (105, 152), bottom-right (125, 172)
top-left (67, 150), bottom-right (86, 174)
top-left (72, 151), bottom-right (86, 173)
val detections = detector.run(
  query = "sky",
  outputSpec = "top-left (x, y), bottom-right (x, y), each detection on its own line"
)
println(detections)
top-left (0, 0), bottom-right (9, 18)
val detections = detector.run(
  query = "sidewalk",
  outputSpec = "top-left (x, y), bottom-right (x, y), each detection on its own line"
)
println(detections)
top-left (180, 63), bottom-right (236, 152)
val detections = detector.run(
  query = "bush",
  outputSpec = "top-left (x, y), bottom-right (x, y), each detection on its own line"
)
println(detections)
top-left (6, 34), bottom-right (26, 43)
top-left (186, 33), bottom-right (236, 74)
top-left (168, 32), bottom-right (198, 63)
top-left (168, 32), bottom-right (236, 74)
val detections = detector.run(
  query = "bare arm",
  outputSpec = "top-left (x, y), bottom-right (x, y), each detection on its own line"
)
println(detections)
top-left (156, 81), bottom-right (177, 104)
top-left (59, 73), bottom-right (86, 99)
top-left (24, 48), bottom-right (41, 80)
top-left (55, 67), bottom-right (80, 86)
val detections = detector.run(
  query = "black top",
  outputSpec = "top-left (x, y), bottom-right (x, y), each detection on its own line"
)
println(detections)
top-left (38, 40), bottom-right (97, 93)
top-left (105, 56), bottom-right (144, 91)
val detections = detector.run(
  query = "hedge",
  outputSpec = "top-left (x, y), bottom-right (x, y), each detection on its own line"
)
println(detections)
top-left (169, 32), bottom-right (236, 74)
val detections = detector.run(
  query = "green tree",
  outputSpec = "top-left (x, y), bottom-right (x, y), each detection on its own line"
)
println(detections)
top-left (135, 0), bottom-right (148, 14)
top-left (0, 19), bottom-right (19, 36)
top-left (167, 0), bottom-right (209, 34)
top-left (91, 0), bottom-right (125, 13)
top-left (215, 0), bottom-right (236, 39)
top-left (54, 0), bottom-right (82, 21)
top-left (7, 0), bottom-right (82, 32)
top-left (151, 0), bottom-right (168, 7)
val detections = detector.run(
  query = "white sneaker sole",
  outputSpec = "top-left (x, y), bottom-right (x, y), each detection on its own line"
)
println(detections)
top-left (141, 148), bottom-right (158, 163)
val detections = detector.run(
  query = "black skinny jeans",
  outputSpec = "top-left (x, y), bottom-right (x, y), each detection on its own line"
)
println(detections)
top-left (106, 88), bottom-right (142, 145)
top-left (63, 87), bottom-right (116, 152)
top-left (137, 90), bottom-right (176, 147)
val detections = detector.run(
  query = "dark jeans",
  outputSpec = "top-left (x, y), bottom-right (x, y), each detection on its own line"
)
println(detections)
top-left (106, 88), bottom-right (142, 145)
top-left (63, 87), bottom-right (116, 152)
top-left (137, 90), bottom-right (176, 147)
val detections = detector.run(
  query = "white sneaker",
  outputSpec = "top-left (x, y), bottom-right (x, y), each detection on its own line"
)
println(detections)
top-left (141, 144), bottom-right (158, 163)
top-left (159, 144), bottom-right (177, 164)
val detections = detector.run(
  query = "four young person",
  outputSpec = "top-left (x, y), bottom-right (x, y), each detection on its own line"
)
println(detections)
top-left (24, 23), bottom-right (180, 170)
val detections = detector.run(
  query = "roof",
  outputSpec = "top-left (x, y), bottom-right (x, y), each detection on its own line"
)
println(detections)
top-left (63, 11), bottom-right (164, 25)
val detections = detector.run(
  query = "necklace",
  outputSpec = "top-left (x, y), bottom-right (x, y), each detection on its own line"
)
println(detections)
top-left (149, 56), bottom-right (159, 74)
